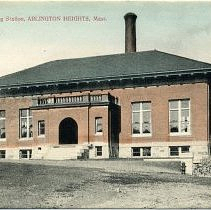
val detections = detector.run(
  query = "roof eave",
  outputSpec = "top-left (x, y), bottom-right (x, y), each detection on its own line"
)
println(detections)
top-left (0, 67), bottom-right (211, 90)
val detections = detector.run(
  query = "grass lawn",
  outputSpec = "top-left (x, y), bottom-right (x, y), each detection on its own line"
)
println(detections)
top-left (0, 160), bottom-right (211, 208)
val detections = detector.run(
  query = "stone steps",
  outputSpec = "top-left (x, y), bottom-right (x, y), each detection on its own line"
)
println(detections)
top-left (33, 145), bottom-right (89, 160)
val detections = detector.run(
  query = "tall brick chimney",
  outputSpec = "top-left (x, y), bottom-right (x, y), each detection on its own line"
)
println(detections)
top-left (124, 13), bottom-right (137, 53)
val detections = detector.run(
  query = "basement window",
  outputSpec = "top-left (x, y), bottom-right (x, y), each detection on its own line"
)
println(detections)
top-left (169, 146), bottom-right (190, 156)
top-left (95, 146), bottom-right (102, 156)
top-left (132, 147), bottom-right (151, 157)
top-left (19, 149), bottom-right (32, 159)
top-left (0, 150), bottom-right (6, 158)
top-left (169, 147), bottom-right (179, 156)
top-left (143, 147), bottom-right (151, 156)
top-left (181, 146), bottom-right (190, 153)
top-left (132, 147), bottom-right (140, 156)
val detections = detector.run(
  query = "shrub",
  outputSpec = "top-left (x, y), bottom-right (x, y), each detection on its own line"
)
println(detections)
top-left (193, 158), bottom-right (211, 177)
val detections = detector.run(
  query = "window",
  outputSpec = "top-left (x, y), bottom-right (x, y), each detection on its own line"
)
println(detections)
top-left (0, 150), bottom-right (6, 158)
top-left (132, 147), bottom-right (141, 156)
top-left (169, 99), bottom-right (190, 134)
top-left (169, 146), bottom-right (190, 156)
top-left (169, 146), bottom-right (179, 156)
top-left (0, 110), bottom-right (6, 139)
top-left (20, 109), bottom-right (33, 138)
top-left (19, 149), bottom-right (32, 159)
top-left (181, 146), bottom-right (190, 153)
top-left (143, 147), bottom-right (151, 156)
top-left (132, 147), bottom-right (151, 157)
top-left (95, 117), bottom-right (103, 134)
top-left (95, 146), bottom-right (102, 156)
top-left (132, 102), bottom-right (151, 135)
top-left (38, 120), bottom-right (45, 136)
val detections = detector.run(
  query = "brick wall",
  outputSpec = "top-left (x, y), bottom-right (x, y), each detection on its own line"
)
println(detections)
top-left (109, 83), bottom-right (208, 144)
top-left (0, 82), bottom-right (209, 149)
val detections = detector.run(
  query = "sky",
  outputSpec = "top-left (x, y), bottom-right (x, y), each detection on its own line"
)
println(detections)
top-left (0, 1), bottom-right (211, 77)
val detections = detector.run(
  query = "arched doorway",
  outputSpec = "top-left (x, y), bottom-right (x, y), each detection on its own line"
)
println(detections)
top-left (59, 118), bottom-right (78, 144)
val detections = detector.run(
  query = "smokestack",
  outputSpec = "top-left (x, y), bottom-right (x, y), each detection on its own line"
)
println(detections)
top-left (124, 12), bottom-right (137, 53)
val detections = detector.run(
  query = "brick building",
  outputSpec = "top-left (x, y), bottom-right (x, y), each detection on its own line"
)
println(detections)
top-left (0, 13), bottom-right (211, 164)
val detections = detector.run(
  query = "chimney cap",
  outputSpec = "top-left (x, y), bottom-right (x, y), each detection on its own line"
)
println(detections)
top-left (124, 12), bottom-right (137, 19)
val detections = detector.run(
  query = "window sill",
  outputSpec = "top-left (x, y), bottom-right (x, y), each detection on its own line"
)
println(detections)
top-left (0, 138), bottom-right (6, 142)
top-left (132, 155), bottom-right (151, 158)
top-left (170, 133), bottom-right (191, 137)
top-left (95, 132), bottom-right (103, 136)
top-left (19, 138), bottom-right (33, 141)
top-left (132, 134), bottom-right (152, 137)
top-left (38, 135), bottom-right (45, 138)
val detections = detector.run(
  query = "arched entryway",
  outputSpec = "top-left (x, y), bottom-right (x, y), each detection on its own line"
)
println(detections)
top-left (59, 118), bottom-right (78, 144)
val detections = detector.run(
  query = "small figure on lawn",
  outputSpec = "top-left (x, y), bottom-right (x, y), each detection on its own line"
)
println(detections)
top-left (181, 162), bottom-right (186, 175)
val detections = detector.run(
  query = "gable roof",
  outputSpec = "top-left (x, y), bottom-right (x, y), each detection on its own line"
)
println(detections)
top-left (0, 50), bottom-right (211, 88)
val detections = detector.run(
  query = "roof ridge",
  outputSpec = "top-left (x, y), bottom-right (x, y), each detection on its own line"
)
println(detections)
top-left (41, 49), bottom-right (155, 63)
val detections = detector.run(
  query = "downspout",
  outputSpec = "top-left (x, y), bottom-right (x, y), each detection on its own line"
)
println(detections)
top-left (108, 105), bottom-right (112, 158)
top-left (88, 93), bottom-right (90, 145)
top-left (207, 83), bottom-right (210, 155)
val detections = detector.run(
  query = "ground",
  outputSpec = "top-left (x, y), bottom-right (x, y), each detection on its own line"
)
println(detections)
top-left (0, 159), bottom-right (211, 208)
